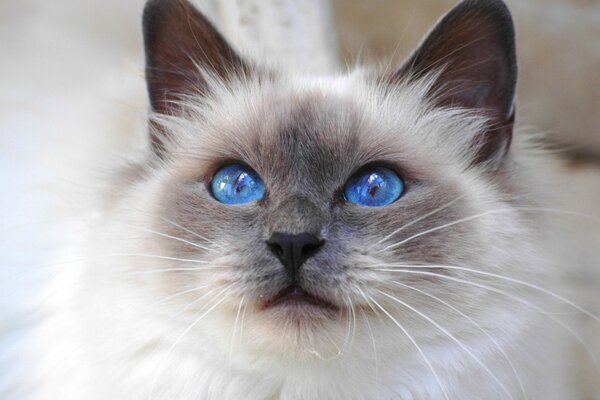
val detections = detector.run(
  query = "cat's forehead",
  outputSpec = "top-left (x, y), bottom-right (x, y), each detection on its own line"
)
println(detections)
top-left (168, 73), bottom-right (475, 185)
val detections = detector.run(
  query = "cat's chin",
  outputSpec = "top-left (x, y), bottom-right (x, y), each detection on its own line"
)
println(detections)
top-left (240, 287), bottom-right (350, 359)
top-left (249, 284), bottom-right (345, 336)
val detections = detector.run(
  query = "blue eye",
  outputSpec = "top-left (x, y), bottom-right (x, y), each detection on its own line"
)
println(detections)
top-left (210, 164), bottom-right (266, 205)
top-left (344, 166), bottom-right (404, 207)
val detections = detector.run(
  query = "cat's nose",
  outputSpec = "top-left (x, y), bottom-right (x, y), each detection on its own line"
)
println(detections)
top-left (266, 232), bottom-right (324, 281)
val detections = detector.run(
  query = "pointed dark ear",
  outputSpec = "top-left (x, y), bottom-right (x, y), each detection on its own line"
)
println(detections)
top-left (143, 0), bottom-right (247, 114)
top-left (394, 0), bottom-right (517, 165)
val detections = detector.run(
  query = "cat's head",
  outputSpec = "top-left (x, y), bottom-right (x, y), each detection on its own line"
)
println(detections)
top-left (103, 0), bottom-right (533, 361)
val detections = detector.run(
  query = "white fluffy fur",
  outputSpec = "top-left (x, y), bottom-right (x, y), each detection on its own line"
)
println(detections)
top-left (27, 72), bottom-right (574, 399)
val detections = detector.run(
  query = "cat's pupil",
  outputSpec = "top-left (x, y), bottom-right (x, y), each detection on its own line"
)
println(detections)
top-left (368, 185), bottom-right (379, 196)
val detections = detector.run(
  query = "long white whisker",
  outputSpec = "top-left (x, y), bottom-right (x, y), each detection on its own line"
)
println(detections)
top-left (368, 295), bottom-right (451, 400)
top-left (3, 253), bottom-right (217, 289)
top-left (360, 307), bottom-right (380, 399)
top-left (174, 285), bottom-right (233, 318)
top-left (156, 216), bottom-right (226, 249)
top-left (378, 206), bottom-right (600, 254)
top-left (115, 205), bottom-right (226, 249)
top-left (373, 268), bottom-right (600, 372)
top-left (370, 195), bottom-right (465, 249)
top-left (379, 208), bottom-right (511, 253)
top-left (119, 222), bottom-right (218, 253)
top-left (327, 298), bottom-right (349, 358)
top-left (348, 295), bottom-right (358, 352)
top-left (238, 299), bottom-right (248, 350)
top-left (147, 287), bottom-right (231, 400)
top-left (377, 290), bottom-right (515, 399)
top-left (356, 289), bottom-right (380, 398)
top-left (126, 266), bottom-right (225, 275)
top-left (512, 206), bottom-right (600, 225)
top-left (228, 295), bottom-right (246, 377)
top-left (377, 263), bottom-right (600, 324)
top-left (322, 298), bottom-right (352, 359)
top-left (390, 280), bottom-right (528, 399)
top-left (124, 254), bottom-right (210, 264)
top-left (26, 253), bottom-right (211, 271)
top-left (357, 286), bottom-right (382, 319)
top-left (148, 283), bottom-right (214, 309)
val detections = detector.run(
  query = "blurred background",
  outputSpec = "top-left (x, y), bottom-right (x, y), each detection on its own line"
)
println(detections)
top-left (1, 0), bottom-right (599, 397)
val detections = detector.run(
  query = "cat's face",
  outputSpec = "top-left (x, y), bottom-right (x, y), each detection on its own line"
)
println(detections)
top-left (104, 0), bottom-right (529, 360)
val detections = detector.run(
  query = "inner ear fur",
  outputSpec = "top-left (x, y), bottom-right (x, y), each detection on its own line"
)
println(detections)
top-left (142, 0), bottom-right (250, 153)
top-left (391, 0), bottom-right (518, 165)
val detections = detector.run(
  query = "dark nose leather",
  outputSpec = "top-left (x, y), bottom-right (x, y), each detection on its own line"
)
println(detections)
top-left (266, 232), bottom-right (324, 281)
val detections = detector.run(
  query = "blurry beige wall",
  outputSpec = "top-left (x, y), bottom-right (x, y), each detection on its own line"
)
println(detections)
top-left (332, 0), bottom-right (600, 156)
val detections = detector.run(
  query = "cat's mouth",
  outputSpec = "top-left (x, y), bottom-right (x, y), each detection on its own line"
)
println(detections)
top-left (261, 285), bottom-right (338, 311)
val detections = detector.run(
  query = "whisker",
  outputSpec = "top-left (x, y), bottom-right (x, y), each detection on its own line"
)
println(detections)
top-left (117, 222), bottom-right (219, 253)
top-left (360, 307), bottom-right (380, 398)
top-left (347, 295), bottom-right (358, 352)
top-left (357, 286), bottom-right (382, 319)
top-left (370, 195), bottom-right (465, 249)
top-left (121, 253), bottom-right (211, 264)
top-left (174, 284), bottom-right (234, 319)
top-left (512, 206), bottom-right (600, 225)
top-left (368, 295), bottom-right (451, 400)
top-left (156, 216), bottom-right (226, 250)
top-left (378, 208), bottom-right (512, 253)
top-left (238, 299), bottom-right (248, 350)
top-left (26, 253), bottom-right (211, 271)
top-left (377, 206), bottom-right (600, 255)
top-left (147, 283), bottom-right (214, 309)
top-left (372, 268), bottom-right (600, 372)
top-left (113, 205), bottom-right (226, 249)
top-left (356, 288), bottom-right (380, 398)
top-left (147, 286), bottom-right (232, 400)
top-left (2, 253), bottom-right (218, 289)
top-left (376, 263), bottom-right (600, 324)
top-left (228, 295), bottom-right (246, 377)
top-left (377, 290), bottom-right (515, 399)
top-left (390, 280), bottom-right (528, 399)
top-left (321, 297), bottom-right (352, 359)
top-left (125, 266), bottom-right (224, 275)
top-left (151, 284), bottom-right (232, 323)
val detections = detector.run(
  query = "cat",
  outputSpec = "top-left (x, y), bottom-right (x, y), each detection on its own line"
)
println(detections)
top-left (26, 0), bottom-right (588, 398)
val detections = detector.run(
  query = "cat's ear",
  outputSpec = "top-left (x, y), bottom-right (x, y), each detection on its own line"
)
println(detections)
top-left (392, 0), bottom-right (517, 165)
top-left (143, 0), bottom-right (248, 114)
